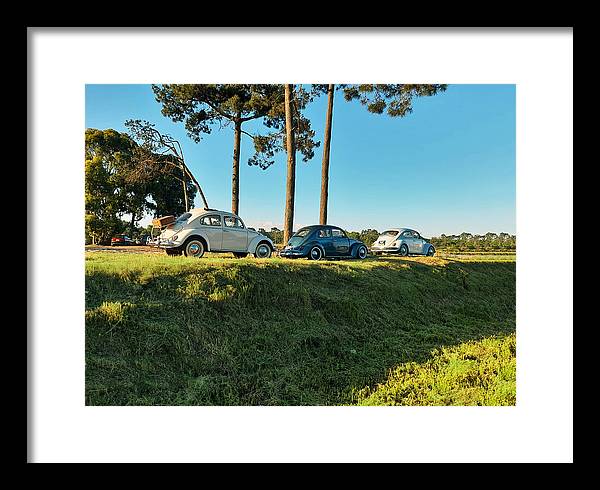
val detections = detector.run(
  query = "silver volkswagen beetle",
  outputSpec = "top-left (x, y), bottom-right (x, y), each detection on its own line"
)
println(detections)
top-left (154, 208), bottom-right (275, 259)
top-left (370, 228), bottom-right (435, 256)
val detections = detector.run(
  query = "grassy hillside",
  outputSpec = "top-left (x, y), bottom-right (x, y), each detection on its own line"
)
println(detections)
top-left (85, 252), bottom-right (516, 406)
top-left (354, 333), bottom-right (516, 405)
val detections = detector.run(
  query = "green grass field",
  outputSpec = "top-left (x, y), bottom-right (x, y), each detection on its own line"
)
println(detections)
top-left (85, 251), bottom-right (516, 406)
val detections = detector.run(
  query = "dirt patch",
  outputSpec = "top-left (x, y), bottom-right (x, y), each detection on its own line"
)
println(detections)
top-left (85, 245), bottom-right (165, 255)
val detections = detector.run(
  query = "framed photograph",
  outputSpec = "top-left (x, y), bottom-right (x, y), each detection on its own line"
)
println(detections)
top-left (28, 27), bottom-right (573, 463)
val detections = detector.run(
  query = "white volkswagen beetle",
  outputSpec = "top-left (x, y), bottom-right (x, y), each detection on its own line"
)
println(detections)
top-left (370, 228), bottom-right (435, 256)
top-left (154, 208), bottom-right (275, 259)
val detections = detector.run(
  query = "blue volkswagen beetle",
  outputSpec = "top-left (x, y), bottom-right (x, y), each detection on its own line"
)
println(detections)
top-left (280, 225), bottom-right (369, 260)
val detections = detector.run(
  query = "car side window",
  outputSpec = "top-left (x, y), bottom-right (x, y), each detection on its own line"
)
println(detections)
top-left (224, 216), bottom-right (239, 228)
top-left (318, 228), bottom-right (331, 238)
top-left (200, 215), bottom-right (222, 227)
top-left (412, 231), bottom-right (421, 239)
top-left (402, 231), bottom-right (412, 238)
top-left (331, 228), bottom-right (345, 238)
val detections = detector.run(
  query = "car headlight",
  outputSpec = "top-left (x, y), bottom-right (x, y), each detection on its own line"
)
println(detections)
top-left (172, 235), bottom-right (179, 241)
top-left (392, 241), bottom-right (399, 247)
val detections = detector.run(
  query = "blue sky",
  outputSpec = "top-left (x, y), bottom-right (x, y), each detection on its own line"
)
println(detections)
top-left (85, 84), bottom-right (515, 237)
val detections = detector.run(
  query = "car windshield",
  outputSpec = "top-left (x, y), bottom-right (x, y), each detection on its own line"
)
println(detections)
top-left (381, 230), bottom-right (400, 237)
top-left (288, 228), bottom-right (312, 246)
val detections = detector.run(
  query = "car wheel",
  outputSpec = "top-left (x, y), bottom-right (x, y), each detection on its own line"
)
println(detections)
top-left (233, 252), bottom-right (248, 258)
top-left (254, 243), bottom-right (272, 259)
top-left (356, 245), bottom-right (368, 260)
top-left (183, 239), bottom-right (205, 258)
top-left (426, 245), bottom-right (435, 257)
top-left (308, 246), bottom-right (324, 261)
top-left (399, 244), bottom-right (409, 257)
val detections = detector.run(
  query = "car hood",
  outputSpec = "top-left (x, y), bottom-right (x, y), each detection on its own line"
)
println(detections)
top-left (248, 229), bottom-right (272, 242)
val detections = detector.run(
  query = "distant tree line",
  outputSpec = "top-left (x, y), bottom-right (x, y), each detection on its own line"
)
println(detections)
top-left (346, 229), bottom-right (381, 247)
top-left (430, 232), bottom-right (516, 251)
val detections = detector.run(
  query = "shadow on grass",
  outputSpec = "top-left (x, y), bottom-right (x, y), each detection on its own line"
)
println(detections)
top-left (85, 255), bottom-right (516, 406)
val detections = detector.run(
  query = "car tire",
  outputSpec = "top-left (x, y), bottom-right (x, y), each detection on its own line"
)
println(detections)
top-left (233, 252), bottom-right (248, 258)
top-left (426, 245), bottom-right (435, 257)
top-left (356, 245), bottom-right (368, 260)
top-left (399, 244), bottom-right (409, 257)
top-left (183, 239), bottom-right (205, 258)
top-left (308, 246), bottom-right (324, 261)
top-left (254, 243), bottom-right (272, 259)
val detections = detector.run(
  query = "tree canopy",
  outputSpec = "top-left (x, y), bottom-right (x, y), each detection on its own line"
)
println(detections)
top-left (342, 84), bottom-right (447, 116)
top-left (125, 119), bottom-right (204, 210)
top-left (152, 84), bottom-right (293, 214)
top-left (152, 84), bottom-right (321, 215)
top-left (85, 128), bottom-right (196, 244)
top-left (152, 84), bottom-right (284, 141)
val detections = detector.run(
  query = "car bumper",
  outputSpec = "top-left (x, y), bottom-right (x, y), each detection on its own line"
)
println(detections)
top-left (279, 248), bottom-right (307, 258)
top-left (371, 246), bottom-right (401, 253)
top-left (155, 238), bottom-right (182, 249)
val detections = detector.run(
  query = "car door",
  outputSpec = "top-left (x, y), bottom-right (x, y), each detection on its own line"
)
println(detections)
top-left (412, 231), bottom-right (425, 254)
top-left (331, 227), bottom-right (350, 256)
top-left (222, 215), bottom-right (248, 251)
top-left (317, 227), bottom-right (335, 256)
top-left (198, 214), bottom-right (223, 250)
top-left (400, 230), bottom-right (415, 252)
top-left (406, 230), bottom-right (422, 253)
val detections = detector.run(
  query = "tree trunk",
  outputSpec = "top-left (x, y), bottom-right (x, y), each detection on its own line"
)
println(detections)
top-left (232, 117), bottom-right (242, 215)
top-left (130, 212), bottom-right (136, 236)
top-left (181, 165), bottom-right (189, 212)
top-left (283, 84), bottom-right (296, 244)
top-left (319, 84), bottom-right (335, 225)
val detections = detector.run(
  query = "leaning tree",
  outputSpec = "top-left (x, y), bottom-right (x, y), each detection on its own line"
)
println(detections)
top-left (152, 84), bottom-right (287, 215)
top-left (125, 119), bottom-right (206, 212)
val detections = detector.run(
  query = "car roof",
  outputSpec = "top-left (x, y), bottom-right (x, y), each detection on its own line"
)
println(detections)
top-left (300, 224), bottom-right (344, 229)
top-left (383, 228), bottom-right (417, 233)
top-left (189, 207), bottom-right (240, 218)
top-left (297, 224), bottom-right (344, 231)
